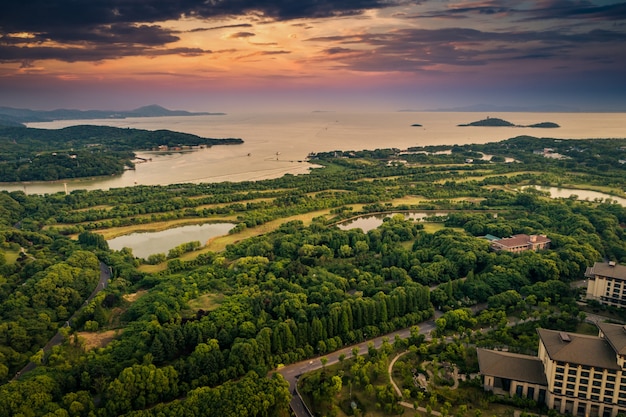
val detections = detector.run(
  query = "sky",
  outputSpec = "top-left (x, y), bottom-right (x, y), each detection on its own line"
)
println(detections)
top-left (1, 0), bottom-right (625, 112)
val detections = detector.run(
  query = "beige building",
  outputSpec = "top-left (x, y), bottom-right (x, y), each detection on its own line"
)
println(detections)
top-left (585, 262), bottom-right (626, 307)
top-left (479, 324), bottom-right (626, 417)
top-left (490, 234), bottom-right (551, 253)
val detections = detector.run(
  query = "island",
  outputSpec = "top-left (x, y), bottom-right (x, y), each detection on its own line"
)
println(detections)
top-left (0, 124), bottom-right (243, 182)
top-left (458, 117), bottom-right (560, 128)
top-left (411, 123), bottom-right (423, 127)
top-left (0, 104), bottom-right (223, 127)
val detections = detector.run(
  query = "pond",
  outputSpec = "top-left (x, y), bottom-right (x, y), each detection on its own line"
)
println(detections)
top-left (525, 186), bottom-right (626, 206)
top-left (107, 222), bottom-right (235, 259)
top-left (336, 212), bottom-right (447, 233)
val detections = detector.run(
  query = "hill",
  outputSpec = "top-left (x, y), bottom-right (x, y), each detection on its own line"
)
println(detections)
top-left (0, 105), bottom-right (223, 127)
top-left (458, 118), bottom-right (515, 127)
top-left (458, 118), bottom-right (560, 128)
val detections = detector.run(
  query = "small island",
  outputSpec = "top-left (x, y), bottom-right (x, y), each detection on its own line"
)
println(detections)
top-left (459, 117), bottom-right (560, 128)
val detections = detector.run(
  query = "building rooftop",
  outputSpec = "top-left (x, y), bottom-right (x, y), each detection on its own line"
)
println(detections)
top-left (585, 262), bottom-right (626, 281)
top-left (477, 348), bottom-right (548, 385)
top-left (492, 234), bottom-right (550, 249)
top-left (537, 328), bottom-right (619, 370)
top-left (597, 322), bottom-right (626, 356)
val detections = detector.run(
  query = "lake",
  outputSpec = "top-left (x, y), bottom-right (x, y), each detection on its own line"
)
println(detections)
top-left (526, 186), bottom-right (626, 206)
top-left (3, 111), bottom-right (626, 194)
top-left (337, 212), bottom-right (447, 233)
top-left (107, 222), bottom-right (235, 259)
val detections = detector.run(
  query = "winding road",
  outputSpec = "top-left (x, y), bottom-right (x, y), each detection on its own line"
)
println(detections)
top-left (275, 317), bottom-right (438, 417)
top-left (12, 262), bottom-right (111, 381)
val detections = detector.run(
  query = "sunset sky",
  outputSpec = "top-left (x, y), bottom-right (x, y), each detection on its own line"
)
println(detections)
top-left (1, 0), bottom-right (625, 112)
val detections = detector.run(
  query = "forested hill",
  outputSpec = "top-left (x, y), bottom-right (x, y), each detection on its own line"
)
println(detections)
top-left (0, 104), bottom-right (223, 127)
top-left (0, 125), bottom-right (243, 182)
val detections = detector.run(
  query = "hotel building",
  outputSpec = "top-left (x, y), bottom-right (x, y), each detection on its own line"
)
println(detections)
top-left (478, 323), bottom-right (626, 417)
top-left (585, 262), bottom-right (626, 308)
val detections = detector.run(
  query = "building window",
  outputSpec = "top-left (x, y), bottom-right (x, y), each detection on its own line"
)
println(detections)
top-left (578, 392), bottom-right (587, 399)
top-left (557, 367), bottom-right (565, 374)
top-left (567, 390), bottom-right (575, 396)
top-left (555, 381), bottom-right (563, 387)
top-left (581, 379), bottom-right (589, 385)
top-left (595, 373), bottom-right (603, 379)
top-left (593, 380), bottom-right (602, 387)
top-left (567, 383), bottom-right (576, 390)
top-left (568, 377), bottom-right (577, 383)
top-left (608, 376), bottom-right (617, 382)
top-left (608, 383), bottom-right (616, 389)
top-left (582, 371), bottom-right (591, 377)
top-left (591, 395), bottom-right (600, 401)
top-left (569, 369), bottom-right (578, 375)
top-left (555, 388), bottom-right (563, 394)
top-left (593, 388), bottom-right (601, 394)
top-left (557, 374), bottom-right (565, 381)
top-left (606, 390), bottom-right (614, 397)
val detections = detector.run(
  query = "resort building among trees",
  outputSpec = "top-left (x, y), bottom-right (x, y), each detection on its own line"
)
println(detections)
top-left (489, 234), bottom-right (551, 253)
top-left (478, 324), bottom-right (626, 417)
top-left (585, 262), bottom-right (626, 307)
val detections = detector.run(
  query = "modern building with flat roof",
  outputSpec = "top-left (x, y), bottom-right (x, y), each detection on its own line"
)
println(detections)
top-left (586, 262), bottom-right (626, 307)
top-left (479, 323), bottom-right (626, 417)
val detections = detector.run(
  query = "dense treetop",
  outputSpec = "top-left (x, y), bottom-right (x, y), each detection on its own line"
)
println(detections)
top-left (0, 135), bottom-right (625, 416)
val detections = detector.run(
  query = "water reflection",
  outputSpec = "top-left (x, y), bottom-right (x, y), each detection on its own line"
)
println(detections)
top-left (107, 222), bottom-right (234, 259)
top-left (337, 212), bottom-right (446, 233)
top-left (525, 186), bottom-right (626, 206)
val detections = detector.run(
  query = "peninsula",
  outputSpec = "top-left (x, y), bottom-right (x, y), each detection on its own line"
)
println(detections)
top-left (0, 124), bottom-right (243, 182)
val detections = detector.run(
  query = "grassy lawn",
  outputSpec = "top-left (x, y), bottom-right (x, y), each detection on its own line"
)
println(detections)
top-left (1, 250), bottom-right (20, 264)
top-left (185, 293), bottom-right (225, 312)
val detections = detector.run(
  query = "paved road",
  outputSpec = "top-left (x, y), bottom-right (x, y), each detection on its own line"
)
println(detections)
top-left (12, 262), bottom-right (111, 380)
top-left (275, 317), bottom-right (438, 417)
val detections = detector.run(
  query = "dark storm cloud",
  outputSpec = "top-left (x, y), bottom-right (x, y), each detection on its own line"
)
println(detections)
top-left (308, 26), bottom-right (626, 72)
top-left (0, 0), bottom-right (405, 62)
top-left (189, 24), bottom-right (253, 32)
top-left (406, 1), bottom-right (626, 21)
top-left (0, 0), bottom-right (406, 33)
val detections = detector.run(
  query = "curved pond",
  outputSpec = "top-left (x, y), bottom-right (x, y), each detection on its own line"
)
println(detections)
top-left (107, 222), bottom-right (235, 259)
top-left (337, 212), bottom-right (447, 233)
top-left (526, 186), bottom-right (626, 206)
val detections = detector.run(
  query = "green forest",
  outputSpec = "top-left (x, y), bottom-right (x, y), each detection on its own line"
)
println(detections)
top-left (0, 125), bottom-right (243, 181)
top-left (0, 135), bottom-right (626, 416)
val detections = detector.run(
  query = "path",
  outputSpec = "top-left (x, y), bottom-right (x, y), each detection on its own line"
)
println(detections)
top-left (12, 262), bottom-right (111, 380)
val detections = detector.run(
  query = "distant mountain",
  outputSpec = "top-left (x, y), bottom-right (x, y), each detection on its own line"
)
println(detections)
top-left (417, 103), bottom-right (581, 112)
top-left (0, 105), bottom-right (224, 127)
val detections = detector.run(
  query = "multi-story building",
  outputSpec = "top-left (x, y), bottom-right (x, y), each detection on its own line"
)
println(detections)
top-left (489, 234), bottom-right (551, 253)
top-left (585, 262), bottom-right (626, 307)
top-left (478, 323), bottom-right (626, 417)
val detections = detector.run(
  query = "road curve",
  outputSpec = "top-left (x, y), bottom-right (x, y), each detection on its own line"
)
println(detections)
top-left (275, 318), bottom-right (437, 417)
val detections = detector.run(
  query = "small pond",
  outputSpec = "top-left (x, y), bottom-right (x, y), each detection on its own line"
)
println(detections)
top-left (337, 212), bottom-right (447, 233)
top-left (107, 222), bottom-right (235, 259)
top-left (525, 186), bottom-right (626, 207)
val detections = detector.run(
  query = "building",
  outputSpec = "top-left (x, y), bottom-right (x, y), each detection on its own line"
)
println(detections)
top-left (585, 262), bottom-right (626, 307)
top-left (489, 234), bottom-right (551, 253)
top-left (478, 323), bottom-right (626, 417)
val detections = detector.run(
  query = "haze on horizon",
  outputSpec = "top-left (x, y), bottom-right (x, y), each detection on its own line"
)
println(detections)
top-left (1, 0), bottom-right (625, 113)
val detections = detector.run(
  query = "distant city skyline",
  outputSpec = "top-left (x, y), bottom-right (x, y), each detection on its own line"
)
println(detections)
top-left (1, 1), bottom-right (625, 112)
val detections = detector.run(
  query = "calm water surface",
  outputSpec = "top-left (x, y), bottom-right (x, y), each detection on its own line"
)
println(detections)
top-left (107, 222), bottom-right (234, 259)
top-left (527, 186), bottom-right (626, 206)
top-left (3, 112), bottom-right (625, 194)
top-left (337, 212), bottom-right (447, 232)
